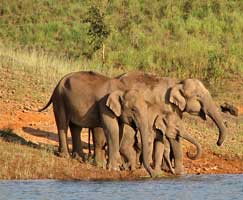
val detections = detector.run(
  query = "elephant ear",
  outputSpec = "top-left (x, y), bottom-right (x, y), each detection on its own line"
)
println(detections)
top-left (169, 84), bottom-right (186, 111)
top-left (154, 115), bottom-right (167, 134)
top-left (106, 90), bottom-right (123, 117)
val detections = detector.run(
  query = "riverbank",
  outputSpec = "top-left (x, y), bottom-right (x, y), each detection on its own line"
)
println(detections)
top-left (0, 67), bottom-right (243, 180)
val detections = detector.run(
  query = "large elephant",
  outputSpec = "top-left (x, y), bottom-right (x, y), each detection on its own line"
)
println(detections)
top-left (39, 71), bottom-right (155, 176)
top-left (115, 72), bottom-right (227, 174)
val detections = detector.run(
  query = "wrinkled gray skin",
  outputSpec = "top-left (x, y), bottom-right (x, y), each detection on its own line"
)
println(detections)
top-left (116, 72), bottom-right (227, 175)
top-left (90, 127), bottom-right (107, 168)
top-left (119, 125), bottom-right (141, 170)
top-left (120, 104), bottom-right (202, 175)
top-left (153, 111), bottom-right (202, 175)
top-left (39, 71), bottom-right (227, 176)
top-left (154, 131), bottom-right (174, 174)
top-left (88, 125), bottom-right (141, 171)
top-left (92, 72), bottom-right (226, 175)
top-left (39, 71), bottom-right (155, 177)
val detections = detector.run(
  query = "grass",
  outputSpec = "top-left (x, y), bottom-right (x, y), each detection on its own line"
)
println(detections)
top-left (0, 0), bottom-right (243, 83)
top-left (183, 113), bottom-right (243, 160)
top-left (0, 42), bottom-right (125, 104)
top-left (0, 129), bottom-right (104, 180)
top-left (0, 134), bottom-right (78, 179)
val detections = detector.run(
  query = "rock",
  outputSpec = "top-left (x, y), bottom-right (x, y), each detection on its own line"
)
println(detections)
top-left (220, 102), bottom-right (238, 116)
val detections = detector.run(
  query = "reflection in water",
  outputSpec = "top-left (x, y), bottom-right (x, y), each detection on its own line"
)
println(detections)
top-left (0, 175), bottom-right (243, 200)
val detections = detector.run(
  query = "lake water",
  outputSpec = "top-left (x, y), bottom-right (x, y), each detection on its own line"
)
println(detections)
top-left (0, 174), bottom-right (243, 200)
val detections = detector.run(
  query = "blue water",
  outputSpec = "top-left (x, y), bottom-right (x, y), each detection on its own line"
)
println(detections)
top-left (0, 175), bottom-right (243, 200)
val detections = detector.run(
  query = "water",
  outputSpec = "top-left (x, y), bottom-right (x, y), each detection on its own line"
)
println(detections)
top-left (0, 174), bottom-right (243, 200)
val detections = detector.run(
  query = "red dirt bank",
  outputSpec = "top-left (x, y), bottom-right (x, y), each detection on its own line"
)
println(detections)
top-left (1, 99), bottom-right (243, 179)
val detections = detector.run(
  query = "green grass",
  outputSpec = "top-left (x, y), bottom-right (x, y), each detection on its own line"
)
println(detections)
top-left (0, 0), bottom-right (243, 84)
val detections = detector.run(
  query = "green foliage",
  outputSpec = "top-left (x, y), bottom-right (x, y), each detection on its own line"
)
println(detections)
top-left (84, 5), bottom-right (110, 58)
top-left (0, 0), bottom-right (243, 82)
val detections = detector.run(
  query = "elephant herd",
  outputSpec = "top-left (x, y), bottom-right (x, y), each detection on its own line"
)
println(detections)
top-left (39, 71), bottom-right (227, 177)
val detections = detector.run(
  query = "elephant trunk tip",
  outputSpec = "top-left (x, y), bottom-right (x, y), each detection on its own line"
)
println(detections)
top-left (217, 137), bottom-right (224, 146)
top-left (216, 128), bottom-right (227, 146)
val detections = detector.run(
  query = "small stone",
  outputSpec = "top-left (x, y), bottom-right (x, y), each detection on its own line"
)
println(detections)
top-left (221, 102), bottom-right (238, 116)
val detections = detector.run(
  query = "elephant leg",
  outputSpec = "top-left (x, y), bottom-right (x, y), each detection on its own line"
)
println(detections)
top-left (57, 129), bottom-right (69, 158)
top-left (154, 140), bottom-right (164, 173)
top-left (134, 132), bottom-right (142, 167)
top-left (69, 122), bottom-right (84, 162)
top-left (101, 113), bottom-right (121, 171)
top-left (147, 131), bottom-right (156, 166)
top-left (120, 125), bottom-right (137, 171)
top-left (168, 137), bottom-right (185, 175)
top-left (92, 127), bottom-right (106, 168)
top-left (163, 139), bottom-right (175, 174)
top-left (53, 103), bottom-right (70, 158)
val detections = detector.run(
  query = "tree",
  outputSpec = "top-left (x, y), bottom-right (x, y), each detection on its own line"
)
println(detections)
top-left (84, 6), bottom-right (110, 61)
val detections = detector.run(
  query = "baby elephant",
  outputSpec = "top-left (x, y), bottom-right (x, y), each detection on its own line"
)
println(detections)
top-left (120, 104), bottom-right (202, 175)
top-left (153, 112), bottom-right (202, 174)
top-left (153, 129), bottom-right (175, 174)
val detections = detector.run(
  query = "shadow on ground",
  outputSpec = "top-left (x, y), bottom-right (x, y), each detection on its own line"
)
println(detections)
top-left (0, 128), bottom-right (57, 153)
top-left (22, 127), bottom-right (93, 150)
top-left (22, 127), bottom-right (59, 142)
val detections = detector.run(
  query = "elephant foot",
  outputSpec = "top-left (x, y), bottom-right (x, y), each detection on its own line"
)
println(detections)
top-left (154, 166), bottom-right (161, 174)
top-left (57, 151), bottom-right (70, 158)
top-left (150, 170), bottom-right (164, 178)
top-left (121, 163), bottom-right (135, 171)
top-left (107, 163), bottom-right (120, 171)
top-left (174, 166), bottom-right (186, 176)
top-left (72, 152), bottom-right (85, 163)
top-left (95, 160), bottom-right (107, 169)
top-left (130, 164), bottom-right (136, 171)
top-left (170, 167), bottom-right (176, 175)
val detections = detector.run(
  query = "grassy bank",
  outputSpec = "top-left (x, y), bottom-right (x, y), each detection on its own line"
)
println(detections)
top-left (0, 132), bottom-right (79, 180)
top-left (0, 0), bottom-right (243, 83)
top-left (0, 130), bottom-right (149, 180)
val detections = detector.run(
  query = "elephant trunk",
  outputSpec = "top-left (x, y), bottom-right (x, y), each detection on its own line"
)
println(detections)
top-left (139, 125), bottom-right (155, 177)
top-left (206, 102), bottom-right (227, 146)
top-left (180, 132), bottom-right (202, 160)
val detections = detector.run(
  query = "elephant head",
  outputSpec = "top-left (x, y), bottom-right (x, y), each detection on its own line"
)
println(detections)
top-left (154, 113), bottom-right (202, 160)
top-left (169, 78), bottom-right (227, 146)
top-left (106, 89), bottom-right (154, 177)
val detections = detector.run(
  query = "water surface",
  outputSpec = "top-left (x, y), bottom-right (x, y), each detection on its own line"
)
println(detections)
top-left (0, 174), bottom-right (242, 200)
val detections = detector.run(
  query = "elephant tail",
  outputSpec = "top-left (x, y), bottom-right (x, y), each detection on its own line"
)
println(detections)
top-left (181, 133), bottom-right (202, 160)
top-left (38, 96), bottom-right (52, 112)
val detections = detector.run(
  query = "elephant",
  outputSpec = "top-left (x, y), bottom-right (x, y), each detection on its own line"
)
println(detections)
top-left (87, 127), bottom-right (107, 168)
top-left (114, 72), bottom-right (227, 175)
top-left (119, 124), bottom-right (141, 170)
top-left (153, 111), bottom-right (202, 174)
top-left (120, 103), bottom-right (202, 175)
top-left (153, 131), bottom-right (174, 174)
top-left (39, 71), bottom-right (156, 177)
top-left (39, 71), bottom-right (227, 176)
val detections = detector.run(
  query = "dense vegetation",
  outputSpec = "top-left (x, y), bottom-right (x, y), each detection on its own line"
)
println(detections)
top-left (0, 0), bottom-right (243, 83)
